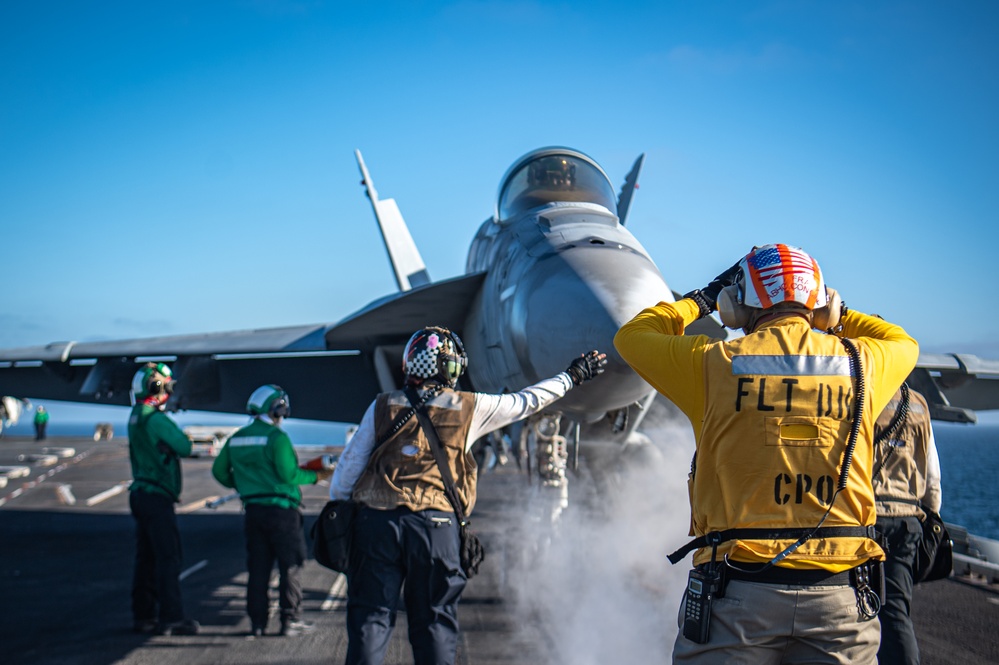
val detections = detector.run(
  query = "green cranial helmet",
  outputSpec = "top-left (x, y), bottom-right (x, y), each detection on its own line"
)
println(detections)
top-left (130, 362), bottom-right (175, 400)
top-left (246, 385), bottom-right (291, 419)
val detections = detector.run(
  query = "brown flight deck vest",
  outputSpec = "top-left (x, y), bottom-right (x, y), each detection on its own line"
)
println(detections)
top-left (874, 388), bottom-right (933, 519)
top-left (352, 388), bottom-right (478, 515)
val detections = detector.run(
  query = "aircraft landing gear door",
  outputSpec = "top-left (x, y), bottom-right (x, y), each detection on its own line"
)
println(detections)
top-left (569, 421), bottom-right (580, 473)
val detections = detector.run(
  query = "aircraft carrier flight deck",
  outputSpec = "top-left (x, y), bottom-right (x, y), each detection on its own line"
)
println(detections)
top-left (1, 436), bottom-right (997, 665)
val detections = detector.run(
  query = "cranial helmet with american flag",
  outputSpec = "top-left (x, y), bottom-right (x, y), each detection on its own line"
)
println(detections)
top-left (738, 243), bottom-right (828, 310)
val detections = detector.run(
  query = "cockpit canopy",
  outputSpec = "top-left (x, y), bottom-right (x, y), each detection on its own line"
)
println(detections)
top-left (496, 147), bottom-right (618, 223)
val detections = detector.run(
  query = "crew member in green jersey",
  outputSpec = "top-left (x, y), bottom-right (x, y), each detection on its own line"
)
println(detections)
top-left (33, 405), bottom-right (49, 440)
top-left (127, 362), bottom-right (200, 636)
top-left (212, 385), bottom-right (333, 638)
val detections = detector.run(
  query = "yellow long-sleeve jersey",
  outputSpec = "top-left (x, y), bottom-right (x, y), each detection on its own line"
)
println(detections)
top-left (615, 300), bottom-right (918, 571)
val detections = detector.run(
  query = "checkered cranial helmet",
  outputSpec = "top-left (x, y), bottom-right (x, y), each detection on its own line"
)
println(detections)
top-left (402, 327), bottom-right (467, 387)
top-left (737, 243), bottom-right (828, 311)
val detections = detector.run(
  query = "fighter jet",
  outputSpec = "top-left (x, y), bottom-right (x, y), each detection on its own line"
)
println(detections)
top-left (0, 147), bottom-right (995, 484)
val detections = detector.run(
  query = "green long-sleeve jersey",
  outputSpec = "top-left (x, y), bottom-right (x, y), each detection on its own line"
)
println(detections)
top-left (128, 403), bottom-right (193, 502)
top-left (211, 418), bottom-right (318, 510)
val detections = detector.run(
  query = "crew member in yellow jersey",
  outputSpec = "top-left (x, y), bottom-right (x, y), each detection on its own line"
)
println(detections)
top-left (615, 243), bottom-right (918, 664)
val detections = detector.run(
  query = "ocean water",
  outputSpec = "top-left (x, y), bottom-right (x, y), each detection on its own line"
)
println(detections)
top-left (933, 422), bottom-right (999, 540)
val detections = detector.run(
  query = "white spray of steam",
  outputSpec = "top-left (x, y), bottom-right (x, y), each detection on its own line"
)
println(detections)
top-left (504, 404), bottom-right (698, 664)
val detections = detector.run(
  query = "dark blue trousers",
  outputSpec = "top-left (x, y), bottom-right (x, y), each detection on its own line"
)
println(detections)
top-left (244, 504), bottom-right (306, 628)
top-left (130, 490), bottom-right (185, 625)
top-left (877, 515), bottom-right (923, 665)
top-left (345, 506), bottom-right (466, 665)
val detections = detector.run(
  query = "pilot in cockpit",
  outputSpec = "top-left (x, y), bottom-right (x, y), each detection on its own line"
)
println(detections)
top-left (497, 151), bottom-right (617, 222)
top-left (527, 155), bottom-right (577, 190)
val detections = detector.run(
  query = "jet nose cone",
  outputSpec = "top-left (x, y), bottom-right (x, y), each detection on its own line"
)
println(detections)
top-left (513, 242), bottom-right (672, 416)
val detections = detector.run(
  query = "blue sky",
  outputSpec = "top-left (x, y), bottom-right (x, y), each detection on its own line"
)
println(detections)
top-left (1, 1), bottom-right (997, 432)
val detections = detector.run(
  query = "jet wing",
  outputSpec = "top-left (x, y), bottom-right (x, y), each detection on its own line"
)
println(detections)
top-left (0, 273), bottom-right (486, 425)
top-left (908, 352), bottom-right (999, 423)
top-left (0, 324), bottom-right (379, 423)
top-left (325, 272), bottom-right (486, 351)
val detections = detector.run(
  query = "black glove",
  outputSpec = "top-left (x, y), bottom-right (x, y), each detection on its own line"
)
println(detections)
top-left (683, 262), bottom-right (742, 318)
top-left (565, 350), bottom-right (608, 385)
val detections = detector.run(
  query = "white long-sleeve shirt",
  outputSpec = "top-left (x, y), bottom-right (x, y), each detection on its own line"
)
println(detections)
top-left (923, 428), bottom-right (943, 513)
top-left (330, 373), bottom-right (574, 501)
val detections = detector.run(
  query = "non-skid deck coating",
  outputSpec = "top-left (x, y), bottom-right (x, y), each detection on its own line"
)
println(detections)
top-left (0, 436), bottom-right (996, 665)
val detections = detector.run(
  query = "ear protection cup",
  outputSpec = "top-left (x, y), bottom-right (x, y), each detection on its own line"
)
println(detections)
top-left (404, 327), bottom-right (468, 386)
top-left (147, 378), bottom-right (164, 396)
top-left (441, 329), bottom-right (467, 383)
top-left (812, 287), bottom-right (842, 331)
top-left (269, 397), bottom-right (290, 419)
top-left (717, 284), bottom-right (751, 330)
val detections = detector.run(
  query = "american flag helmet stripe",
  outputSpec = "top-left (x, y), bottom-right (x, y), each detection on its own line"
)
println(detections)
top-left (740, 244), bottom-right (827, 310)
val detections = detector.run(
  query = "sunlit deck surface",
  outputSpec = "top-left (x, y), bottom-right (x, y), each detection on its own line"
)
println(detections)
top-left (1, 436), bottom-right (996, 665)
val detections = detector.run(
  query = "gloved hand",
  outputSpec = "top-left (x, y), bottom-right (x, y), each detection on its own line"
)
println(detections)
top-left (683, 261), bottom-right (742, 318)
top-left (565, 350), bottom-right (608, 385)
top-left (315, 468), bottom-right (334, 483)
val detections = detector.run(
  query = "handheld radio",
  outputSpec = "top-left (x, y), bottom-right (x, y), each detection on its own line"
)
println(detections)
top-left (682, 566), bottom-right (722, 644)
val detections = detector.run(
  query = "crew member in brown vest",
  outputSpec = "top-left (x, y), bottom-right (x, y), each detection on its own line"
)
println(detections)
top-left (330, 325), bottom-right (605, 665)
top-left (873, 386), bottom-right (942, 665)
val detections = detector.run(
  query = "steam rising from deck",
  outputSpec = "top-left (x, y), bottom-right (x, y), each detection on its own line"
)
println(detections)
top-left (501, 401), bottom-right (696, 664)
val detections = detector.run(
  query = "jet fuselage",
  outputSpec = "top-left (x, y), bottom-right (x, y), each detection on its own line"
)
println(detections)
top-left (461, 148), bottom-right (673, 426)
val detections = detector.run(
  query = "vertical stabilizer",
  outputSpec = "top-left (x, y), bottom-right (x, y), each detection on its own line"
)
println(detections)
top-left (355, 150), bottom-right (431, 291)
top-left (616, 153), bottom-right (645, 225)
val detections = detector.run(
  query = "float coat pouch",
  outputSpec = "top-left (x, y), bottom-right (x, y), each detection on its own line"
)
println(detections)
top-left (311, 499), bottom-right (356, 573)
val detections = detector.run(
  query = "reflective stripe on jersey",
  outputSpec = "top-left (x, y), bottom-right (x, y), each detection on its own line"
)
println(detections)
top-left (732, 355), bottom-right (852, 377)
top-left (229, 436), bottom-right (268, 447)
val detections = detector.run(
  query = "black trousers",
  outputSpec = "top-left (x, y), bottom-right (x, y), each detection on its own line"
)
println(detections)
top-left (345, 506), bottom-right (466, 665)
top-left (876, 515), bottom-right (923, 665)
top-left (244, 504), bottom-right (307, 628)
top-left (130, 490), bottom-right (185, 624)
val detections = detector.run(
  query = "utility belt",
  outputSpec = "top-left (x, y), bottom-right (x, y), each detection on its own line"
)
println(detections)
top-left (668, 525), bottom-right (877, 564)
top-left (709, 559), bottom-right (882, 589)
top-left (719, 562), bottom-right (855, 586)
top-left (682, 560), bottom-right (884, 645)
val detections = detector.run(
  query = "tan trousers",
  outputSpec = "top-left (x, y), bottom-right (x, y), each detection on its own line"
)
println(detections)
top-left (672, 579), bottom-right (880, 664)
